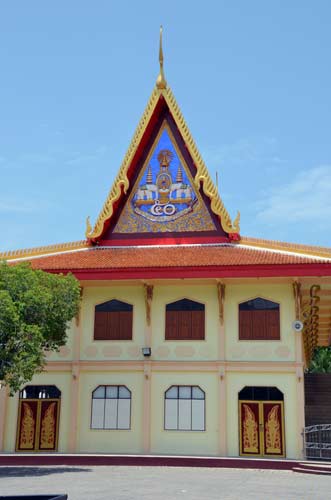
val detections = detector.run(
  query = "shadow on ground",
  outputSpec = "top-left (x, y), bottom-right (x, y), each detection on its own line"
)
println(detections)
top-left (0, 467), bottom-right (91, 478)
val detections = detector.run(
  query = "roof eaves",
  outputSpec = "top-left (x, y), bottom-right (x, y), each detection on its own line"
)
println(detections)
top-left (240, 236), bottom-right (331, 260)
top-left (0, 240), bottom-right (90, 263)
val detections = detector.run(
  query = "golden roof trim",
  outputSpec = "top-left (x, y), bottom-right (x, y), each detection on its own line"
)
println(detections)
top-left (156, 26), bottom-right (167, 90)
top-left (0, 240), bottom-right (89, 261)
top-left (162, 86), bottom-right (240, 234)
top-left (240, 236), bottom-right (331, 259)
top-left (85, 86), bottom-right (161, 239)
top-left (86, 84), bottom-right (239, 239)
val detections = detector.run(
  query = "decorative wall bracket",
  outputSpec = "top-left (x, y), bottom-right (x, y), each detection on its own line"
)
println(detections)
top-left (292, 280), bottom-right (302, 319)
top-left (75, 287), bottom-right (84, 327)
top-left (144, 284), bottom-right (154, 327)
top-left (217, 282), bottom-right (226, 325)
top-left (301, 284), bottom-right (321, 366)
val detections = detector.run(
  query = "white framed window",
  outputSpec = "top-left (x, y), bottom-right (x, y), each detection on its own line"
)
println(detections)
top-left (164, 385), bottom-right (205, 431)
top-left (91, 385), bottom-right (131, 430)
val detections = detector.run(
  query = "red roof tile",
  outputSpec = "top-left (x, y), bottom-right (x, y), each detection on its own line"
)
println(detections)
top-left (24, 245), bottom-right (331, 271)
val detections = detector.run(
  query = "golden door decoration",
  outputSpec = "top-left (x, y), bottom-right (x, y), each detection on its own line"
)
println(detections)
top-left (239, 400), bottom-right (285, 457)
top-left (16, 399), bottom-right (60, 452)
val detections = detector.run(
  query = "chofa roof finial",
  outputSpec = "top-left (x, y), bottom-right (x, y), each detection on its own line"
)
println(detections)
top-left (156, 25), bottom-right (167, 89)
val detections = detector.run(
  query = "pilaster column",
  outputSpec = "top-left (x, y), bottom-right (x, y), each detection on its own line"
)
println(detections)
top-left (296, 367), bottom-right (305, 459)
top-left (68, 287), bottom-right (83, 453)
top-left (68, 364), bottom-right (80, 453)
top-left (216, 282), bottom-right (227, 455)
top-left (216, 282), bottom-right (226, 360)
top-left (0, 385), bottom-right (8, 451)
top-left (143, 284), bottom-right (154, 348)
top-left (143, 362), bottom-right (152, 453)
top-left (218, 367), bottom-right (227, 456)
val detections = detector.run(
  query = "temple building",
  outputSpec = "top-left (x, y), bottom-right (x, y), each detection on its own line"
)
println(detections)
top-left (1, 30), bottom-right (331, 459)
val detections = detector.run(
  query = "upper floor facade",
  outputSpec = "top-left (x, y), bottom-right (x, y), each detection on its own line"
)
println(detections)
top-left (47, 279), bottom-right (300, 365)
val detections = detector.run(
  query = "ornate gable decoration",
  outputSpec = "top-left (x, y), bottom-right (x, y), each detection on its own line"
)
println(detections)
top-left (113, 122), bottom-right (216, 234)
top-left (86, 28), bottom-right (240, 242)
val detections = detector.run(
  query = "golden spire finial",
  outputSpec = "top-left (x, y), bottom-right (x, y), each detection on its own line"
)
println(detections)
top-left (156, 25), bottom-right (167, 89)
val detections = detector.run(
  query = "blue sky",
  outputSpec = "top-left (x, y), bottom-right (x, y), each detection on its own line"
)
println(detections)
top-left (0, 1), bottom-right (330, 251)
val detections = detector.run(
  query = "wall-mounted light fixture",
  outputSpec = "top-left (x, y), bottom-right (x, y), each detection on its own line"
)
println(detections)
top-left (142, 347), bottom-right (152, 357)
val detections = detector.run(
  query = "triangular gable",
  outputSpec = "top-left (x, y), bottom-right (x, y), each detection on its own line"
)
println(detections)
top-left (86, 51), bottom-right (240, 244)
top-left (112, 121), bottom-right (217, 236)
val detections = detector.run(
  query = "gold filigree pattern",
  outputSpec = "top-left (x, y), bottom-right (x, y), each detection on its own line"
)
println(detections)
top-left (19, 403), bottom-right (35, 449)
top-left (86, 81), bottom-right (240, 239)
top-left (40, 402), bottom-right (56, 449)
top-left (243, 404), bottom-right (258, 453)
top-left (302, 285), bottom-right (321, 365)
top-left (265, 405), bottom-right (281, 453)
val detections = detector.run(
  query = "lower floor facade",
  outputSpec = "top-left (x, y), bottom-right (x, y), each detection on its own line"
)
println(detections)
top-left (0, 361), bottom-right (305, 459)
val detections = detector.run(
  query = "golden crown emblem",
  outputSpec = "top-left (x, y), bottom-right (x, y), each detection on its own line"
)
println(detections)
top-left (157, 149), bottom-right (173, 167)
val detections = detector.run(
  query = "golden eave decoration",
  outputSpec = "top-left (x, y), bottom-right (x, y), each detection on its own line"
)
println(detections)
top-left (0, 240), bottom-right (89, 262)
top-left (85, 28), bottom-right (240, 240)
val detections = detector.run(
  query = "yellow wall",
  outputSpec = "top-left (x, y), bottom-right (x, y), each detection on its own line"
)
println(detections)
top-left (151, 371), bottom-right (219, 456)
top-left (3, 368), bottom-right (301, 458)
top-left (77, 371), bottom-right (144, 454)
top-left (151, 285), bottom-right (219, 361)
top-left (1, 280), bottom-right (302, 458)
top-left (225, 284), bottom-right (296, 362)
top-left (4, 372), bottom-right (71, 453)
top-left (80, 286), bottom-right (145, 361)
top-left (226, 372), bottom-right (299, 459)
top-left (46, 318), bottom-right (75, 362)
top-left (45, 282), bottom-right (296, 364)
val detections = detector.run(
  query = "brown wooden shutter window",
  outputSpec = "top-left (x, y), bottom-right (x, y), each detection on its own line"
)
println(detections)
top-left (165, 299), bottom-right (205, 340)
top-left (94, 300), bottom-right (133, 340)
top-left (239, 298), bottom-right (280, 340)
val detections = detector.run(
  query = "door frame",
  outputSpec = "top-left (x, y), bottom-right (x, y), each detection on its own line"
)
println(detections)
top-left (16, 398), bottom-right (61, 452)
top-left (239, 399), bottom-right (285, 458)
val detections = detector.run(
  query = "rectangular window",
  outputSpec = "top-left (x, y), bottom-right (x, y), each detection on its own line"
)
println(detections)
top-left (239, 298), bottom-right (280, 340)
top-left (91, 385), bottom-right (131, 430)
top-left (164, 385), bottom-right (205, 431)
top-left (94, 300), bottom-right (133, 340)
top-left (165, 299), bottom-right (205, 340)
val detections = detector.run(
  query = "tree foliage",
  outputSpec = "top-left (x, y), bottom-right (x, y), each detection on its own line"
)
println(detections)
top-left (0, 261), bottom-right (81, 393)
top-left (308, 347), bottom-right (331, 373)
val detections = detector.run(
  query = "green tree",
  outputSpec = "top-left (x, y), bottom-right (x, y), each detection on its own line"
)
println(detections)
top-left (308, 347), bottom-right (331, 373)
top-left (0, 261), bottom-right (81, 393)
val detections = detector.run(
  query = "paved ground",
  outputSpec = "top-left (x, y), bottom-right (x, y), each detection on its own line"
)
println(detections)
top-left (0, 465), bottom-right (330, 500)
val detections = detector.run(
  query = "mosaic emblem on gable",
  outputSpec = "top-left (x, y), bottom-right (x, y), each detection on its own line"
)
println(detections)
top-left (113, 126), bottom-right (216, 234)
top-left (134, 145), bottom-right (196, 222)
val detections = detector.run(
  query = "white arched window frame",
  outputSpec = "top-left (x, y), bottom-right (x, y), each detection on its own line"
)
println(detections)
top-left (91, 385), bottom-right (131, 430)
top-left (164, 385), bottom-right (205, 431)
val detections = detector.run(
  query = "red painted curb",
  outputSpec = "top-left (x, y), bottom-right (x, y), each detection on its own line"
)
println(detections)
top-left (0, 455), bottom-right (298, 471)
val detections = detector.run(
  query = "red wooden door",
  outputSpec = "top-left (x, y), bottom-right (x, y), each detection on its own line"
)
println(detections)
top-left (262, 401), bottom-right (285, 457)
top-left (16, 399), bottom-right (60, 452)
top-left (16, 400), bottom-right (39, 451)
top-left (239, 400), bottom-right (285, 457)
top-left (239, 401), bottom-right (261, 456)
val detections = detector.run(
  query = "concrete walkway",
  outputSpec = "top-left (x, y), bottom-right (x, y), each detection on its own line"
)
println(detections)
top-left (0, 465), bottom-right (331, 500)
